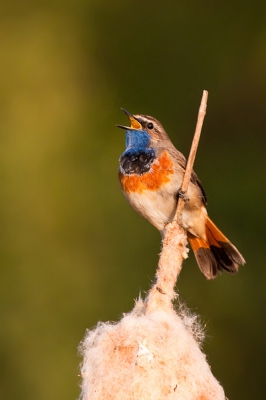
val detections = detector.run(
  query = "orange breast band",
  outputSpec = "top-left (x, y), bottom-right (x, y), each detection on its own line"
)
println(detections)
top-left (119, 150), bottom-right (174, 194)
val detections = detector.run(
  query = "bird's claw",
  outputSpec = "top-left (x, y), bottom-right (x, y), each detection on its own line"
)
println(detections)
top-left (177, 189), bottom-right (190, 202)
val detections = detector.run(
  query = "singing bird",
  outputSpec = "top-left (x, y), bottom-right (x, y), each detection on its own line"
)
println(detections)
top-left (117, 109), bottom-right (245, 279)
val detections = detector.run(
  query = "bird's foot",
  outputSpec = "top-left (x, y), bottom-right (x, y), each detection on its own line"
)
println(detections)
top-left (176, 189), bottom-right (190, 202)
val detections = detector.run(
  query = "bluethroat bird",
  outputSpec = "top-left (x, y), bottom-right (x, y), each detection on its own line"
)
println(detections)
top-left (117, 108), bottom-right (245, 279)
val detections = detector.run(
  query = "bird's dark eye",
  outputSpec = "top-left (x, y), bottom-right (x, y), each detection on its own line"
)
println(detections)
top-left (147, 122), bottom-right (154, 129)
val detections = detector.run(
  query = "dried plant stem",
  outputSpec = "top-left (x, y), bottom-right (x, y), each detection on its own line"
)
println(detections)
top-left (145, 91), bottom-right (208, 314)
top-left (175, 90), bottom-right (208, 222)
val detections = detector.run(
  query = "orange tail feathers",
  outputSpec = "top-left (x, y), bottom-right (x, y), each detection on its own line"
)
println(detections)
top-left (188, 216), bottom-right (245, 280)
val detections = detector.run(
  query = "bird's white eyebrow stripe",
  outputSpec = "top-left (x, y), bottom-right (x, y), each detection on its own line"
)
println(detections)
top-left (135, 116), bottom-right (160, 130)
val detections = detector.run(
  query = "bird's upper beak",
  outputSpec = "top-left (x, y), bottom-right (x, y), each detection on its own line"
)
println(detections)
top-left (116, 108), bottom-right (142, 130)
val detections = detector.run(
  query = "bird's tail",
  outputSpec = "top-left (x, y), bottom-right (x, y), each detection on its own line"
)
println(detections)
top-left (188, 216), bottom-right (245, 279)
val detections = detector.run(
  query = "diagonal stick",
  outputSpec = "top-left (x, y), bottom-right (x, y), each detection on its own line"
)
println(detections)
top-left (174, 90), bottom-right (208, 223)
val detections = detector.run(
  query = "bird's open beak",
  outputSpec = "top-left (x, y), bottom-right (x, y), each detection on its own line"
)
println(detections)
top-left (116, 108), bottom-right (142, 130)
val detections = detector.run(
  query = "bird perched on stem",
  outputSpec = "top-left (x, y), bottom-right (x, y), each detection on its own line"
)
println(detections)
top-left (117, 108), bottom-right (245, 279)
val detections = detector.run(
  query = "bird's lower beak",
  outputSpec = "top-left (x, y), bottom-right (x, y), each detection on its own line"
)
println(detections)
top-left (116, 108), bottom-right (142, 130)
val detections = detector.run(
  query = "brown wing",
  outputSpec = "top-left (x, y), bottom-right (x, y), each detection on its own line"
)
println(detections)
top-left (190, 170), bottom-right (207, 206)
top-left (168, 147), bottom-right (207, 206)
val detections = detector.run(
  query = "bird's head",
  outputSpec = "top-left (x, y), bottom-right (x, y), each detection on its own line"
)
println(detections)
top-left (117, 108), bottom-right (169, 151)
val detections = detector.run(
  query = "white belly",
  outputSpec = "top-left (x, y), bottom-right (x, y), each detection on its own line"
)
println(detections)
top-left (124, 184), bottom-right (207, 239)
top-left (125, 189), bottom-right (176, 231)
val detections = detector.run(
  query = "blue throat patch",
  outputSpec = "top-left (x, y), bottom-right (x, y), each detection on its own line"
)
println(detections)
top-left (125, 129), bottom-right (150, 151)
top-left (120, 129), bottom-right (155, 175)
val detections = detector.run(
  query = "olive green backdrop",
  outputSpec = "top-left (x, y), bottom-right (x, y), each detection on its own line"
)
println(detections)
top-left (0, 1), bottom-right (265, 399)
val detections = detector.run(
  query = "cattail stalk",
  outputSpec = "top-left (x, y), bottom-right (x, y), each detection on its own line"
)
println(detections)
top-left (79, 91), bottom-right (226, 400)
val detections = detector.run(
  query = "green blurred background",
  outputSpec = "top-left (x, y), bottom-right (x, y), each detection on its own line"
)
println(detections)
top-left (0, 1), bottom-right (265, 399)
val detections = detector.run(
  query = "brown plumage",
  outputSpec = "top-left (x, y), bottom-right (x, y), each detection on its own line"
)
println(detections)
top-left (118, 110), bottom-right (245, 279)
